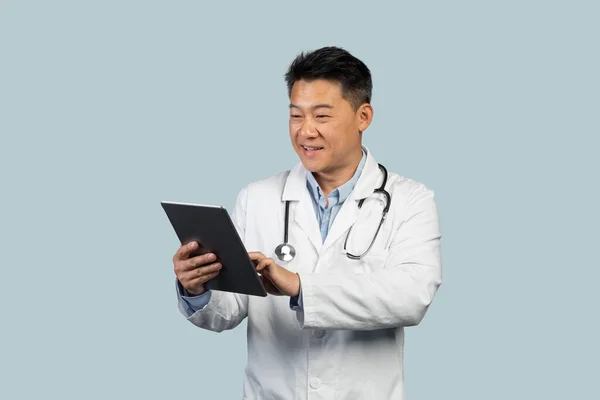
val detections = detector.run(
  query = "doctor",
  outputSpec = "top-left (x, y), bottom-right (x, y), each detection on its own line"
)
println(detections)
top-left (173, 46), bottom-right (442, 400)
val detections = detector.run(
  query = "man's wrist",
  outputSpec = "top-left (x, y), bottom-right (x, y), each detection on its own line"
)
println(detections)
top-left (181, 282), bottom-right (206, 297)
top-left (186, 288), bottom-right (206, 297)
top-left (293, 273), bottom-right (301, 297)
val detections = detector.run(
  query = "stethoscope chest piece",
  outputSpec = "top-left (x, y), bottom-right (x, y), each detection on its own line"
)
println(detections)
top-left (275, 242), bottom-right (296, 262)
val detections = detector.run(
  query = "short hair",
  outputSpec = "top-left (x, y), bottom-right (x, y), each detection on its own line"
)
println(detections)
top-left (284, 46), bottom-right (372, 111)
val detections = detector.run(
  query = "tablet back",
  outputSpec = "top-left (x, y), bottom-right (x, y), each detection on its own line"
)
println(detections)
top-left (161, 201), bottom-right (267, 297)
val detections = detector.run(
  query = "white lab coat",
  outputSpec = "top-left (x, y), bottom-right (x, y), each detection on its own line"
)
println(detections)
top-left (177, 148), bottom-right (442, 400)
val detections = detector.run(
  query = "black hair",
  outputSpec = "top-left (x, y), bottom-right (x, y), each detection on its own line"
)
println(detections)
top-left (284, 46), bottom-right (372, 111)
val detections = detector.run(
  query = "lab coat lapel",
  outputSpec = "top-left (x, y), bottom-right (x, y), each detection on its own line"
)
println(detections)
top-left (293, 195), bottom-right (323, 255)
top-left (320, 196), bottom-right (359, 254)
top-left (282, 163), bottom-right (322, 254)
top-left (320, 150), bottom-right (382, 254)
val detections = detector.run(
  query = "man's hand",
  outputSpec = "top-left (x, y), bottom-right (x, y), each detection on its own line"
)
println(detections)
top-left (173, 241), bottom-right (222, 296)
top-left (249, 252), bottom-right (300, 297)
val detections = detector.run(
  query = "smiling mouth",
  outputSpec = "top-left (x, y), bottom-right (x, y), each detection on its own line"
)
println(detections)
top-left (302, 145), bottom-right (324, 151)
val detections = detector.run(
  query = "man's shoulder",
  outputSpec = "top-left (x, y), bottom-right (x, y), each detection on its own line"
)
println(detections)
top-left (240, 167), bottom-right (295, 196)
top-left (386, 170), bottom-right (436, 206)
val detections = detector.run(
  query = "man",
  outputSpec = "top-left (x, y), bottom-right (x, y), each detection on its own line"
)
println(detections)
top-left (173, 46), bottom-right (442, 399)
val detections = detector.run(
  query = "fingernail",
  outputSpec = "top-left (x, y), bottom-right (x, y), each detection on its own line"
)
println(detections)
top-left (190, 242), bottom-right (196, 248)
top-left (209, 253), bottom-right (216, 261)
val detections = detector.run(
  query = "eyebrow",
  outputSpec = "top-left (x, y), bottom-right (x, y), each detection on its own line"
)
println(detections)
top-left (289, 103), bottom-right (334, 110)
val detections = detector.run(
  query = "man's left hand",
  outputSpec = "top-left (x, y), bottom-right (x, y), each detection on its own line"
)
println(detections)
top-left (249, 252), bottom-right (300, 297)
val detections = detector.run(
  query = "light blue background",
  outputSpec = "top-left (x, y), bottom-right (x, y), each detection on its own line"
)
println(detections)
top-left (1, 1), bottom-right (598, 399)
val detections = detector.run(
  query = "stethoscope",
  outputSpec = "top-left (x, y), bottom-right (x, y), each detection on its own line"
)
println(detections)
top-left (275, 163), bottom-right (391, 261)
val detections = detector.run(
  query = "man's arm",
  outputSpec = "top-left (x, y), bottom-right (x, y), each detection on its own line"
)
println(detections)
top-left (294, 184), bottom-right (442, 330)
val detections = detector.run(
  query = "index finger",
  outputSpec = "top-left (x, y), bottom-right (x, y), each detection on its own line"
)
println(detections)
top-left (175, 241), bottom-right (198, 260)
top-left (248, 252), bottom-right (265, 262)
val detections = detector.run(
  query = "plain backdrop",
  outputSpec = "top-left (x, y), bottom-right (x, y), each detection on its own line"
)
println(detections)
top-left (1, 1), bottom-right (598, 399)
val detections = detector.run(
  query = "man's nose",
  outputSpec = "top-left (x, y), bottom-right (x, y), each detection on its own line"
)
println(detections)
top-left (299, 119), bottom-right (318, 137)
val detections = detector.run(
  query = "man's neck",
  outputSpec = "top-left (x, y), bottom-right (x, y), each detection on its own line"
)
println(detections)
top-left (313, 149), bottom-right (363, 198)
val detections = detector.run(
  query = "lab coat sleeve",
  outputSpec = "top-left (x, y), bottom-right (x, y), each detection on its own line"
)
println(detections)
top-left (296, 184), bottom-right (442, 331)
top-left (176, 186), bottom-right (250, 333)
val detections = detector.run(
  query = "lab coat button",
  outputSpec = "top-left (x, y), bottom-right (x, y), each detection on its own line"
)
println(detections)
top-left (315, 329), bottom-right (325, 338)
top-left (310, 377), bottom-right (321, 389)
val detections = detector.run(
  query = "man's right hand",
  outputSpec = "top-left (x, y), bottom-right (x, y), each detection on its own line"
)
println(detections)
top-left (173, 241), bottom-right (222, 296)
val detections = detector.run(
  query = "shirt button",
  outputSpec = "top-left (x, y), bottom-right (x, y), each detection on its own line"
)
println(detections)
top-left (310, 377), bottom-right (321, 389)
top-left (315, 329), bottom-right (325, 338)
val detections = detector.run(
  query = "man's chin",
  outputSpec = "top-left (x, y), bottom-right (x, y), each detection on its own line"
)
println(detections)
top-left (296, 150), bottom-right (331, 173)
top-left (299, 159), bottom-right (323, 173)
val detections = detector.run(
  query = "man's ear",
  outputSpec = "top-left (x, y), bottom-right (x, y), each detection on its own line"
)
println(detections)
top-left (357, 103), bottom-right (374, 132)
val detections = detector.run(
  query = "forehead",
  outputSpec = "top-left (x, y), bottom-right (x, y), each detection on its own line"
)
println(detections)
top-left (290, 79), bottom-right (344, 104)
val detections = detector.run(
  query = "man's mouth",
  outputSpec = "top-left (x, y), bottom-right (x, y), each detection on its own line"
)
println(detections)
top-left (302, 145), bottom-right (324, 151)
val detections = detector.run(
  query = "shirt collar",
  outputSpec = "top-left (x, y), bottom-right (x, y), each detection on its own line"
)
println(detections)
top-left (305, 147), bottom-right (368, 204)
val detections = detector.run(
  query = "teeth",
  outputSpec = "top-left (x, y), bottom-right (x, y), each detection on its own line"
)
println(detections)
top-left (303, 146), bottom-right (322, 151)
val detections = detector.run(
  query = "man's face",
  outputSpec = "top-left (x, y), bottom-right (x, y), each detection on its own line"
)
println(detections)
top-left (289, 79), bottom-right (371, 175)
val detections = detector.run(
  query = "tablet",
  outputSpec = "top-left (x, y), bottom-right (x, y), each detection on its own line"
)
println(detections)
top-left (161, 201), bottom-right (267, 297)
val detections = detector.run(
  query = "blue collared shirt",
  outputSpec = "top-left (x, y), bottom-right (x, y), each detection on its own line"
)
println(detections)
top-left (178, 148), bottom-right (368, 313)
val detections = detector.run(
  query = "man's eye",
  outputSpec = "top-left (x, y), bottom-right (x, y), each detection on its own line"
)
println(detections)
top-left (316, 115), bottom-right (330, 119)
top-left (290, 115), bottom-right (302, 118)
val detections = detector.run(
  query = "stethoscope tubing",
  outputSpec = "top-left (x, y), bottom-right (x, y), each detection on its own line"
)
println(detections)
top-left (275, 164), bottom-right (390, 262)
